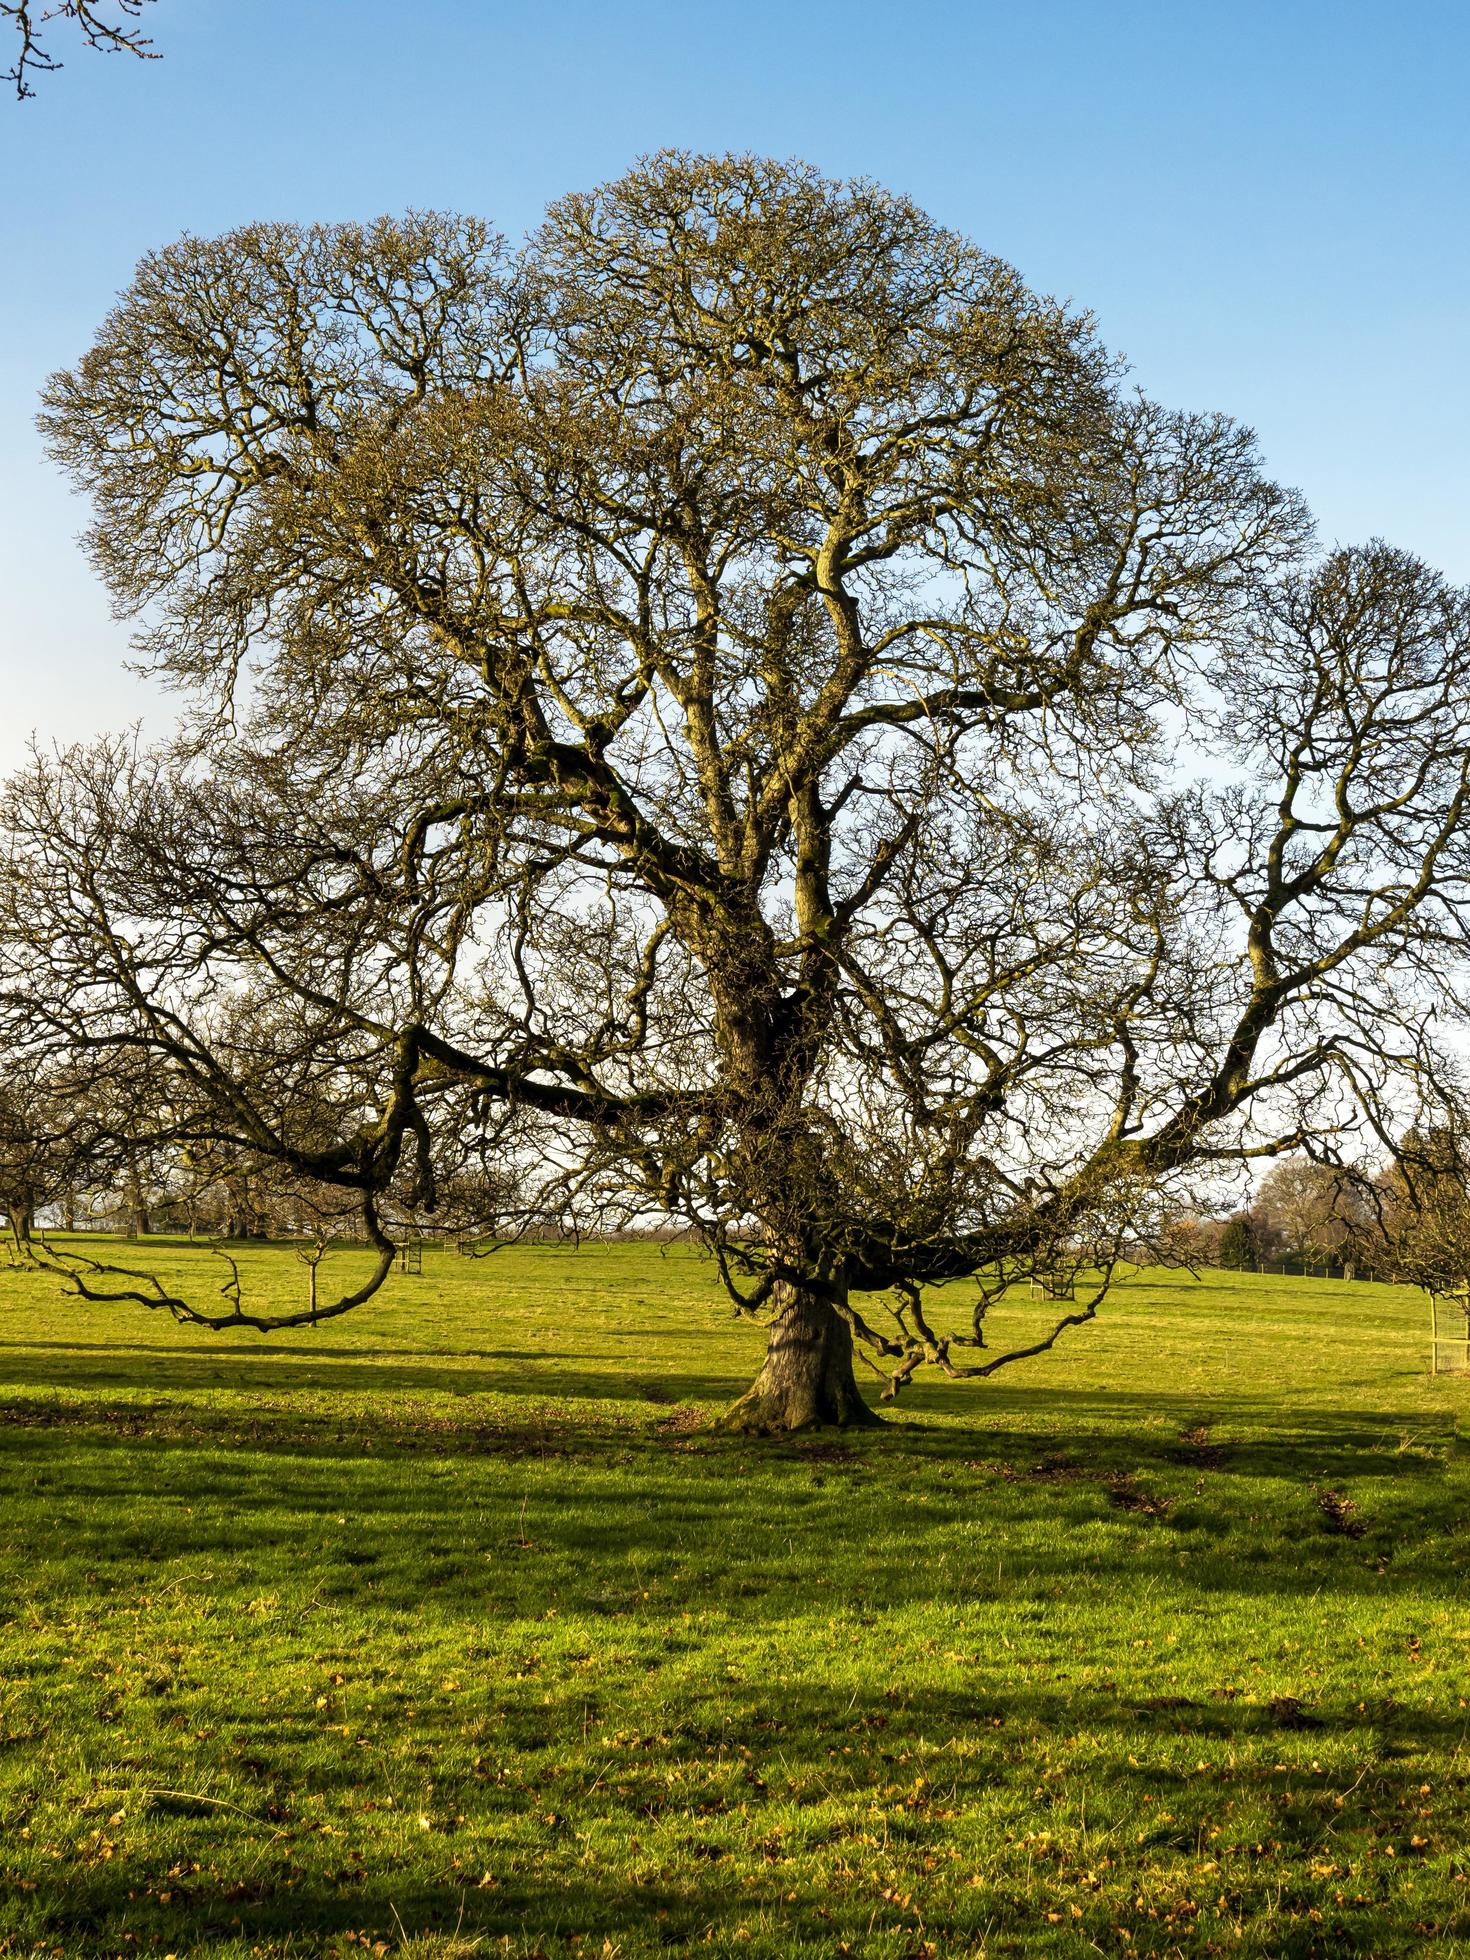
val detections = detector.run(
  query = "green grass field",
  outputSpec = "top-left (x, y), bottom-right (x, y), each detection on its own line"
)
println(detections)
top-left (1, 1240), bottom-right (1467, 1958)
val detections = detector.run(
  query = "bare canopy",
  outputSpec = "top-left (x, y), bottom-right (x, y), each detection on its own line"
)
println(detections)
top-left (9, 155), bottom-right (1470, 1428)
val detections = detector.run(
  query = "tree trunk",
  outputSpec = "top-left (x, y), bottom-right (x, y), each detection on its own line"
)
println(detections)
top-left (125, 1162), bottom-right (150, 1238)
top-left (717, 1281), bottom-right (881, 1434)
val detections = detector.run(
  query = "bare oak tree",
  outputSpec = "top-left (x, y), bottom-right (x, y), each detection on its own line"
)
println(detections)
top-left (8, 155), bottom-right (1470, 1427)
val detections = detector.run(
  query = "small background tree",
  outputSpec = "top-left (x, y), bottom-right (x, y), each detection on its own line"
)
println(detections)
top-left (1217, 1216), bottom-right (1255, 1271)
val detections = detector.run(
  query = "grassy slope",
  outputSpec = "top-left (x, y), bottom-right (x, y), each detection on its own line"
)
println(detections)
top-left (0, 1240), bottom-right (1467, 1958)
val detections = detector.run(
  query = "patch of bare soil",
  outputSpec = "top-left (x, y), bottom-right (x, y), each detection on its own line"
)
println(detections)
top-left (974, 1452), bottom-right (1085, 1484)
top-left (1176, 1421), bottom-right (1228, 1469)
top-left (1105, 1472), bottom-right (1174, 1519)
top-left (654, 1405), bottom-right (706, 1437)
top-left (1315, 1485), bottom-right (1367, 1538)
top-left (1268, 1694), bottom-right (1325, 1730)
top-left (789, 1441), bottom-right (863, 1468)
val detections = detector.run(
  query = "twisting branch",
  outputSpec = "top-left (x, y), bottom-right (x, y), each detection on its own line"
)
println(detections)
top-left (4, 0), bottom-right (158, 98)
top-left (28, 1198), bottom-right (399, 1332)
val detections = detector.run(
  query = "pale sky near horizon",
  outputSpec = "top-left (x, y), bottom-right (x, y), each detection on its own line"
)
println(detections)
top-left (1, 0), bottom-right (1466, 778)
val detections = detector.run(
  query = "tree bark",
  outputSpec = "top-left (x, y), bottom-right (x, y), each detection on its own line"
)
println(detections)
top-left (125, 1161), bottom-right (150, 1238)
top-left (717, 1280), bottom-right (881, 1433)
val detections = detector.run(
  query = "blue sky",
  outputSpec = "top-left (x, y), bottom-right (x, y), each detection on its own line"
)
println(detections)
top-left (2, 0), bottom-right (1466, 773)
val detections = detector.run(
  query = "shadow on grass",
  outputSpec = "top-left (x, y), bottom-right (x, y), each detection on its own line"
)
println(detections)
top-left (14, 1665), bottom-right (1464, 1959)
top-left (0, 1341), bottom-right (752, 1402)
top-left (16, 1880), bottom-right (1431, 1960)
top-left (3, 1405), bottom-right (1464, 1617)
top-left (0, 1330), bottom-right (1456, 1435)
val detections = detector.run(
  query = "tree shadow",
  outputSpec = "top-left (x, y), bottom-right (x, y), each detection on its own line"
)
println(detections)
top-left (0, 1339), bottom-right (750, 1402)
top-left (4, 1402), bottom-right (1464, 1618)
top-left (16, 1665), bottom-right (1463, 1959)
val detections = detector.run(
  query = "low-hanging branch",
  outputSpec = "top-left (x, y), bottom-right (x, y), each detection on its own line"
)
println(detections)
top-left (27, 1200), bottom-right (397, 1332)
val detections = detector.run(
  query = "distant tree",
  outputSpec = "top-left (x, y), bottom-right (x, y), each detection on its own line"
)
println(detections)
top-left (0, 1077), bottom-right (46, 1246)
top-left (8, 156), bottom-right (1470, 1428)
top-left (1154, 1212), bottom-right (1227, 1268)
top-left (1358, 1125), bottom-right (1470, 1296)
top-left (1253, 1157), bottom-right (1360, 1262)
top-left (3, 0), bottom-right (157, 98)
top-left (0, 1060), bottom-right (114, 1247)
top-left (1218, 1216), bottom-right (1255, 1271)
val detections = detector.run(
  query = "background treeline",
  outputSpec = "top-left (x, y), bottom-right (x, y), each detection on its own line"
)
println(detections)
top-left (1159, 1135), bottom-right (1470, 1288)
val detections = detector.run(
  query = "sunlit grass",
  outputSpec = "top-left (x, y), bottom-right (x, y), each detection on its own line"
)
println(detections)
top-left (1, 1240), bottom-right (1467, 1956)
